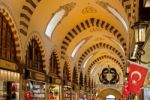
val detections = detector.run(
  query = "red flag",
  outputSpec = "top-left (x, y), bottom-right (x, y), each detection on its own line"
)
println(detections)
top-left (122, 82), bottom-right (130, 97)
top-left (128, 62), bottom-right (148, 94)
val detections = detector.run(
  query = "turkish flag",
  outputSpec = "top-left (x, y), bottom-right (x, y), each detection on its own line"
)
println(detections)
top-left (128, 62), bottom-right (148, 94)
top-left (122, 82), bottom-right (130, 97)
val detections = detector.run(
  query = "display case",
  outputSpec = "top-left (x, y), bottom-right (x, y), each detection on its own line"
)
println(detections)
top-left (26, 80), bottom-right (46, 100)
top-left (48, 84), bottom-right (60, 100)
top-left (31, 85), bottom-right (45, 100)
top-left (0, 81), bottom-right (19, 100)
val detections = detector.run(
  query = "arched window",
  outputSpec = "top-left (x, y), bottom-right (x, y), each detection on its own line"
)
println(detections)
top-left (0, 13), bottom-right (16, 61)
top-left (79, 71), bottom-right (83, 87)
top-left (105, 95), bottom-right (116, 100)
top-left (63, 62), bottom-right (70, 85)
top-left (45, 9), bottom-right (65, 39)
top-left (49, 52), bottom-right (59, 75)
top-left (26, 39), bottom-right (44, 72)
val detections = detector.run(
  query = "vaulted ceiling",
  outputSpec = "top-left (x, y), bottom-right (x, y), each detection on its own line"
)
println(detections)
top-left (1, 0), bottom-right (136, 87)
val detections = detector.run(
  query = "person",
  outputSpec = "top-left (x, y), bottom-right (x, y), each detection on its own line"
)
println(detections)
top-left (12, 92), bottom-right (16, 100)
top-left (49, 92), bottom-right (54, 100)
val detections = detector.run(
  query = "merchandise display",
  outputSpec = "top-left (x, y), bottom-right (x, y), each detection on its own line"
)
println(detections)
top-left (26, 80), bottom-right (45, 100)
top-left (0, 70), bottom-right (20, 100)
top-left (48, 84), bottom-right (60, 100)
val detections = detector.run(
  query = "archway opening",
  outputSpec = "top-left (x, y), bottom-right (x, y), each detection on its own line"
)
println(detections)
top-left (97, 88), bottom-right (121, 100)
top-left (105, 94), bottom-right (116, 100)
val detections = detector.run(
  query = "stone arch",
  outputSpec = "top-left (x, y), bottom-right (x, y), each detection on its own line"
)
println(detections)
top-left (0, 3), bottom-right (22, 61)
top-left (78, 42), bottom-right (126, 68)
top-left (25, 32), bottom-right (46, 69)
top-left (97, 88), bottom-right (121, 100)
top-left (63, 61), bottom-right (71, 82)
top-left (49, 49), bottom-right (61, 77)
top-left (87, 55), bottom-right (124, 75)
top-left (20, 0), bottom-right (42, 36)
top-left (61, 18), bottom-right (127, 59)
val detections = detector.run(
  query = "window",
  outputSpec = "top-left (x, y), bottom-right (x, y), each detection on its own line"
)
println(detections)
top-left (83, 55), bottom-right (93, 68)
top-left (105, 95), bottom-right (116, 100)
top-left (145, 1), bottom-right (150, 7)
top-left (49, 52), bottom-right (59, 75)
top-left (90, 65), bottom-right (97, 75)
top-left (71, 37), bottom-right (92, 58)
top-left (104, 35), bottom-right (125, 53)
top-left (144, 88), bottom-right (150, 100)
top-left (107, 6), bottom-right (128, 32)
top-left (26, 39), bottom-right (44, 72)
top-left (71, 39), bottom-right (86, 58)
top-left (45, 9), bottom-right (65, 39)
top-left (0, 13), bottom-right (16, 62)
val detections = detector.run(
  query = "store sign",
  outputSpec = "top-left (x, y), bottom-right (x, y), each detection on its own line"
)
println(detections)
top-left (0, 59), bottom-right (17, 70)
top-left (35, 73), bottom-right (45, 81)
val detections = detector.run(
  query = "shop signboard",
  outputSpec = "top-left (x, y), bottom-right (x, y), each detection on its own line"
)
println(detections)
top-left (25, 68), bottom-right (46, 82)
top-left (0, 59), bottom-right (17, 71)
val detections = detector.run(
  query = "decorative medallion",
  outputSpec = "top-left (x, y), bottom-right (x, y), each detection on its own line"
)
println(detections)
top-left (99, 66), bottom-right (119, 84)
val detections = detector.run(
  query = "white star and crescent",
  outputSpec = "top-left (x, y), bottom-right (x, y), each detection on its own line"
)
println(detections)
top-left (130, 71), bottom-right (142, 84)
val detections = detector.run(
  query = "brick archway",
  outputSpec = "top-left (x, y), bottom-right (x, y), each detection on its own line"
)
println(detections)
top-left (97, 88), bottom-right (121, 100)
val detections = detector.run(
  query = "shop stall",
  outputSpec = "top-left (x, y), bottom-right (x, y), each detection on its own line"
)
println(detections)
top-left (63, 85), bottom-right (72, 100)
top-left (47, 84), bottom-right (60, 100)
top-left (0, 69), bottom-right (20, 100)
top-left (25, 79), bottom-right (45, 100)
top-left (24, 69), bottom-right (46, 100)
top-left (47, 77), bottom-right (61, 100)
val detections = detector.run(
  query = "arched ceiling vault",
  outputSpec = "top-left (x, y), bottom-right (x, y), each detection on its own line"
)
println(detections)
top-left (61, 17), bottom-right (128, 59)
top-left (74, 37), bottom-right (127, 76)
top-left (76, 40), bottom-right (126, 67)
top-left (87, 54), bottom-right (124, 75)
top-left (1, 0), bottom-right (132, 91)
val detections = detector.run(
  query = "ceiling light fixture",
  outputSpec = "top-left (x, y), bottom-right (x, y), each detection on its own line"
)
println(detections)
top-left (131, 21), bottom-right (150, 64)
